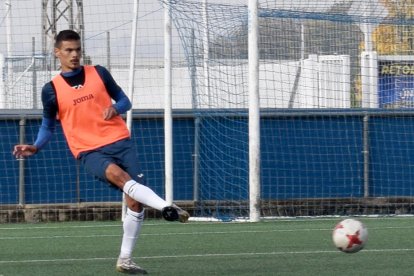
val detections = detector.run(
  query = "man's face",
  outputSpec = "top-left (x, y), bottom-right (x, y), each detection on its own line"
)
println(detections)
top-left (54, 40), bottom-right (82, 72)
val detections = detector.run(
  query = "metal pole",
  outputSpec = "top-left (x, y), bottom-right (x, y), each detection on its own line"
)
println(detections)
top-left (202, 0), bottom-right (210, 107)
top-left (193, 117), bottom-right (200, 203)
top-left (248, 0), bottom-right (261, 222)
top-left (76, 160), bottom-right (81, 204)
top-left (126, 0), bottom-right (139, 137)
top-left (190, 29), bottom-right (200, 203)
top-left (106, 31), bottom-right (111, 72)
top-left (164, 0), bottom-right (173, 204)
top-left (363, 113), bottom-right (370, 198)
top-left (123, 0), bottom-right (140, 220)
top-left (32, 37), bottom-right (38, 108)
top-left (18, 118), bottom-right (26, 206)
top-left (5, 0), bottom-right (13, 96)
top-left (0, 54), bottom-right (5, 109)
top-left (5, 0), bottom-right (12, 61)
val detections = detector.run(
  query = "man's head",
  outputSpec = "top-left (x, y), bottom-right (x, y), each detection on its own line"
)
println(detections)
top-left (54, 30), bottom-right (82, 72)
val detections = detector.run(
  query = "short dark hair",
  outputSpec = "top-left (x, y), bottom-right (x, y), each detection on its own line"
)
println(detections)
top-left (54, 30), bottom-right (81, 48)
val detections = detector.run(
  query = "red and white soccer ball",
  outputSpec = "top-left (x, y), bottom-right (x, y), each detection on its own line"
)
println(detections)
top-left (332, 218), bottom-right (368, 253)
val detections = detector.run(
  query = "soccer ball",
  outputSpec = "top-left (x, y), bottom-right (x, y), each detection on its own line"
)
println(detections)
top-left (332, 218), bottom-right (368, 253)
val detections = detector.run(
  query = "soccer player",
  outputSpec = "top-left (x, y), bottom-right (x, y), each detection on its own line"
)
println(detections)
top-left (13, 29), bottom-right (189, 275)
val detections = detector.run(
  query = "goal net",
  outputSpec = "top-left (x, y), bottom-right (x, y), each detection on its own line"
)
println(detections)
top-left (162, 0), bottom-right (414, 220)
top-left (0, 0), bottom-right (181, 222)
top-left (0, 55), bottom-right (49, 109)
top-left (2, 0), bottom-right (414, 223)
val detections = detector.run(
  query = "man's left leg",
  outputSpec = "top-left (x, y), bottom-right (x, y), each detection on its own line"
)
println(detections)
top-left (116, 196), bottom-right (148, 275)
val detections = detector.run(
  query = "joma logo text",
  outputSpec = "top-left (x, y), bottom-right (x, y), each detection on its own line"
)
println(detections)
top-left (73, 94), bottom-right (94, 106)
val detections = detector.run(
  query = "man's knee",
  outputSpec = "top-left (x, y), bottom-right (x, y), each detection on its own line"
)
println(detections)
top-left (105, 163), bottom-right (131, 188)
top-left (126, 196), bottom-right (142, 212)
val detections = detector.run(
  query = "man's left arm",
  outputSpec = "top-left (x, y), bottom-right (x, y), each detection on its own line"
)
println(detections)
top-left (96, 65), bottom-right (132, 119)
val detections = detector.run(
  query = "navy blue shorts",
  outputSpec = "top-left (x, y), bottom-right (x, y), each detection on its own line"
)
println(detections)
top-left (78, 138), bottom-right (146, 185)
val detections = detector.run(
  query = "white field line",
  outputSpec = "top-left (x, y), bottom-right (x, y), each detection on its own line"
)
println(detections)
top-left (1, 249), bottom-right (414, 264)
top-left (1, 215), bottom-right (413, 231)
top-left (1, 225), bottom-right (414, 240)
top-left (0, 224), bottom-right (122, 231)
top-left (2, 225), bottom-right (414, 240)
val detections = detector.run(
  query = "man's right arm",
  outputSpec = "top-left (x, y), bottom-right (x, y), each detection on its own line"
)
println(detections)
top-left (33, 82), bottom-right (58, 152)
top-left (33, 117), bottom-right (56, 151)
top-left (14, 82), bottom-right (57, 158)
top-left (13, 115), bottom-right (55, 158)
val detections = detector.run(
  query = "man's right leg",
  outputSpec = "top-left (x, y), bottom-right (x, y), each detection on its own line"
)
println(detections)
top-left (107, 139), bottom-right (189, 223)
top-left (106, 163), bottom-right (189, 223)
top-left (79, 149), bottom-right (189, 223)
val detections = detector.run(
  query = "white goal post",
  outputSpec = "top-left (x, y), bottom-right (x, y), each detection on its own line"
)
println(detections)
top-left (248, 0), bottom-right (261, 222)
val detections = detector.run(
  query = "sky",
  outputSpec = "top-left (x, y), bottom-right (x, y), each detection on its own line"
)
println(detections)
top-left (0, 0), bottom-right (239, 60)
top-left (0, 0), bottom-right (168, 65)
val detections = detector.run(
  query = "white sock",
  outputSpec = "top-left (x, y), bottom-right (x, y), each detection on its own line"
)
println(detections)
top-left (119, 208), bottom-right (144, 259)
top-left (123, 180), bottom-right (169, 211)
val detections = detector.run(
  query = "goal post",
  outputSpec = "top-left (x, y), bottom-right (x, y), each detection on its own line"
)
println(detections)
top-left (164, 0), bottom-right (174, 205)
top-left (248, 0), bottom-right (261, 222)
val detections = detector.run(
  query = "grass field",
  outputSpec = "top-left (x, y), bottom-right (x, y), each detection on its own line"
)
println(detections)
top-left (1, 217), bottom-right (414, 276)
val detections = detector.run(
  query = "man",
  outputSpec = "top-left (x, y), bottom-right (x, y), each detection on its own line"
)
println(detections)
top-left (13, 30), bottom-right (189, 275)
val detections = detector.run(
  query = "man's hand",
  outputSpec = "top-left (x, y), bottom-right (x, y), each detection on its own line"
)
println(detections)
top-left (13, 145), bottom-right (38, 159)
top-left (103, 106), bottom-right (118, 120)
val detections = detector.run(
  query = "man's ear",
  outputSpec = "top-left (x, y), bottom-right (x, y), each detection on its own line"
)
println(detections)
top-left (54, 48), bottom-right (60, 58)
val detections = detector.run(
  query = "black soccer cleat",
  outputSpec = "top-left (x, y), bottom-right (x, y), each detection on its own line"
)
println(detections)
top-left (162, 205), bottom-right (190, 223)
